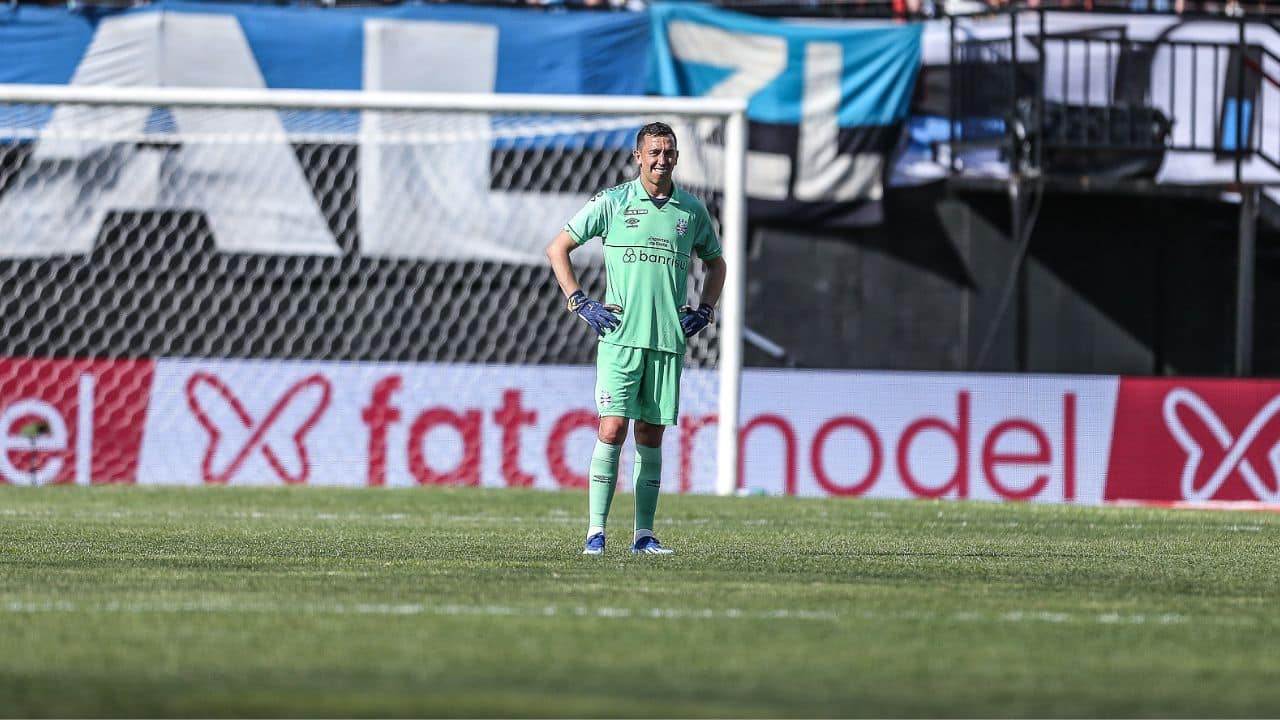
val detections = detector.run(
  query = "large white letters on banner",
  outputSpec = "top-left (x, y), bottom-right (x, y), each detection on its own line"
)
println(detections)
top-left (359, 20), bottom-right (597, 263)
top-left (665, 21), bottom-right (790, 201)
top-left (795, 41), bottom-right (882, 202)
top-left (0, 14), bottom-right (337, 258)
top-left (663, 20), bottom-right (885, 204)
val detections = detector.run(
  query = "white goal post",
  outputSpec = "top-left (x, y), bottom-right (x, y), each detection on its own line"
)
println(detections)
top-left (0, 83), bottom-right (748, 495)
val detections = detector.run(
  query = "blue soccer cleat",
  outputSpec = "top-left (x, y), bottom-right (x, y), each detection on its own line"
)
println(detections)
top-left (583, 532), bottom-right (605, 555)
top-left (630, 535), bottom-right (674, 554)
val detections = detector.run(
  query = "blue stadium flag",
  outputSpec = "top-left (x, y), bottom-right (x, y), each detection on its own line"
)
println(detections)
top-left (0, 2), bottom-right (649, 96)
top-left (0, 1), bottom-right (921, 230)
top-left (648, 3), bottom-right (922, 227)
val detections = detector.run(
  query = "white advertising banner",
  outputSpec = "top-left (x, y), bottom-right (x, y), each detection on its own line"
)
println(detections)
top-left (137, 358), bottom-right (1121, 504)
top-left (735, 370), bottom-right (1119, 503)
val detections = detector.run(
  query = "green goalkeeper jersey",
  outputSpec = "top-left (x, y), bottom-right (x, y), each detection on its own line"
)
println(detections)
top-left (566, 177), bottom-right (722, 355)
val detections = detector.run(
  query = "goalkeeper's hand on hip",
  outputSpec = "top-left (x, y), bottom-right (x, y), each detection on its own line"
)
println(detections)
top-left (680, 303), bottom-right (714, 337)
top-left (568, 290), bottom-right (622, 337)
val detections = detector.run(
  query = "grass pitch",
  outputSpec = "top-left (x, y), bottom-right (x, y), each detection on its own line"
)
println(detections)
top-left (1, 486), bottom-right (1278, 718)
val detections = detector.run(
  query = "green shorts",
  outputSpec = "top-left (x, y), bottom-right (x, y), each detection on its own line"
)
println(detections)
top-left (595, 341), bottom-right (683, 426)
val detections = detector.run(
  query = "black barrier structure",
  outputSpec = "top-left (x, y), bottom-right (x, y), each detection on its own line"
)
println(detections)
top-left (946, 10), bottom-right (1279, 376)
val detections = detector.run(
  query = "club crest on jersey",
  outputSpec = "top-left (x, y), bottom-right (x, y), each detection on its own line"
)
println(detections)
top-left (675, 218), bottom-right (688, 237)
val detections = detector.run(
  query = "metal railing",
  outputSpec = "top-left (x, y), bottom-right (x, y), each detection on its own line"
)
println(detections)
top-left (948, 11), bottom-right (1280, 184)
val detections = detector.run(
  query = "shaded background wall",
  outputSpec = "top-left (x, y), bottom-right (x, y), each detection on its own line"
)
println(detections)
top-left (745, 182), bottom-right (1280, 376)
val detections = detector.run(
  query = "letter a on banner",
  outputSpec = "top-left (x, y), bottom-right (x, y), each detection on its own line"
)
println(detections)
top-left (0, 13), bottom-right (336, 258)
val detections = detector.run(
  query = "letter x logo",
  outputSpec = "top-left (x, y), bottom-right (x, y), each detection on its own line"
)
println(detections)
top-left (185, 372), bottom-right (331, 485)
top-left (1163, 388), bottom-right (1280, 502)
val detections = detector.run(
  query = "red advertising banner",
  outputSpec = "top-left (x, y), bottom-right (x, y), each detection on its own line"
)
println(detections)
top-left (1105, 377), bottom-right (1280, 503)
top-left (0, 357), bottom-right (154, 485)
top-left (2, 352), bottom-right (1277, 510)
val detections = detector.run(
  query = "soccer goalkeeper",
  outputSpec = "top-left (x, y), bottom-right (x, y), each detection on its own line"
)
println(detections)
top-left (546, 121), bottom-right (726, 555)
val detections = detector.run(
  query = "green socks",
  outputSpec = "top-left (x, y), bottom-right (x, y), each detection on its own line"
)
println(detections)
top-left (633, 443), bottom-right (662, 534)
top-left (587, 441), bottom-right (663, 539)
top-left (587, 440), bottom-right (622, 533)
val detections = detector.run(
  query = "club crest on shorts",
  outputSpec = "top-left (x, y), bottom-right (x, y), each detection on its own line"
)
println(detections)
top-left (597, 389), bottom-right (613, 408)
top-left (675, 218), bottom-right (688, 237)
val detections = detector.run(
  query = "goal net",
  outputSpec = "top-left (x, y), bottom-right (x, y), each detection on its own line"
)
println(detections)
top-left (0, 85), bottom-right (746, 495)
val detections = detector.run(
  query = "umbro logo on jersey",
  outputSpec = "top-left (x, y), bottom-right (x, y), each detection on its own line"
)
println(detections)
top-left (625, 218), bottom-right (640, 228)
top-left (624, 209), bottom-right (648, 216)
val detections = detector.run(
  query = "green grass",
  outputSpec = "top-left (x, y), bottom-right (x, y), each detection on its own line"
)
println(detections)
top-left (1, 486), bottom-right (1278, 717)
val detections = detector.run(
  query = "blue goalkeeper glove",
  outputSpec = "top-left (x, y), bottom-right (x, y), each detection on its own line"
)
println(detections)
top-left (567, 290), bottom-right (621, 337)
top-left (680, 303), bottom-right (714, 337)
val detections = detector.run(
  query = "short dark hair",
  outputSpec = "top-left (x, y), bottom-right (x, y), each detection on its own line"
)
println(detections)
top-left (635, 122), bottom-right (677, 150)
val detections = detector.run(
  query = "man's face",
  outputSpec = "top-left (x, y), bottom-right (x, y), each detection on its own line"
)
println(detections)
top-left (634, 134), bottom-right (678, 188)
